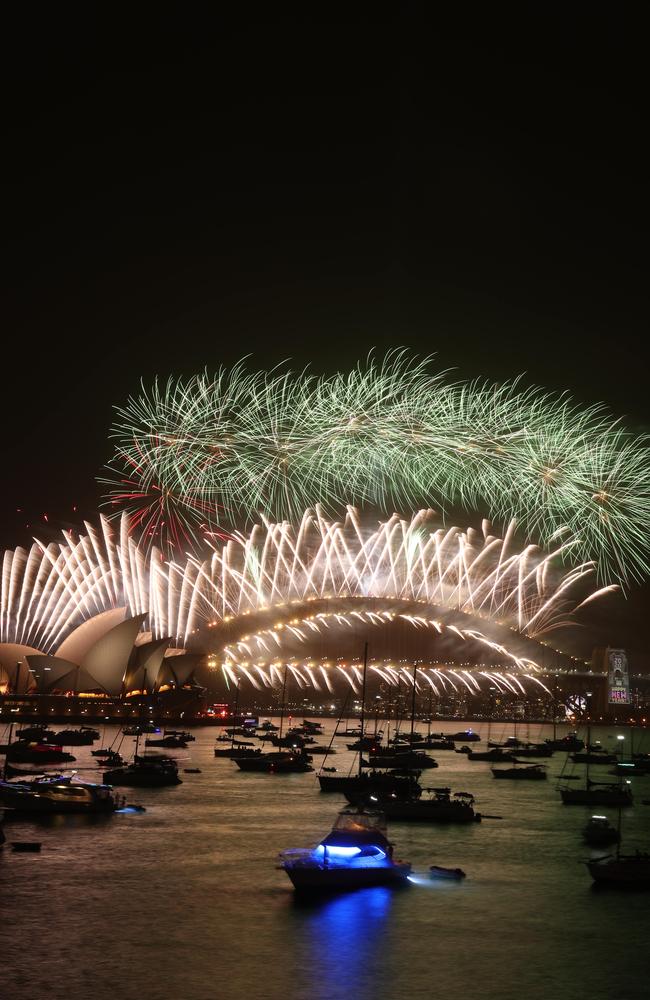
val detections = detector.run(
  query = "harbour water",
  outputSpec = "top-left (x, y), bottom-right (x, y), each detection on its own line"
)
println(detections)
top-left (2, 720), bottom-right (649, 1000)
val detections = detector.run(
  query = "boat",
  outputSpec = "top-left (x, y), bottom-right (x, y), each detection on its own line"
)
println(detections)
top-left (419, 738), bottom-right (456, 751)
top-left (363, 749), bottom-right (438, 769)
top-left (389, 732), bottom-right (424, 745)
top-left (280, 806), bottom-right (411, 893)
top-left (612, 760), bottom-right (650, 776)
top-left (488, 736), bottom-right (523, 749)
top-left (560, 718), bottom-right (634, 806)
top-left (324, 769), bottom-right (421, 801)
top-left (268, 733), bottom-right (313, 749)
top-left (145, 735), bottom-right (188, 748)
top-left (234, 750), bottom-right (313, 773)
top-left (16, 725), bottom-right (57, 743)
top-left (561, 779), bottom-right (633, 806)
top-left (430, 865), bottom-right (467, 880)
top-left (103, 754), bottom-right (182, 787)
top-left (381, 787), bottom-right (481, 823)
top-left (570, 751), bottom-right (617, 765)
top-left (347, 737), bottom-right (382, 751)
top-left (510, 744), bottom-right (554, 758)
top-left (0, 773), bottom-right (118, 814)
top-left (544, 731), bottom-right (584, 751)
top-left (122, 723), bottom-right (160, 736)
top-left (587, 851), bottom-right (650, 886)
top-left (164, 730), bottom-right (195, 742)
top-left (491, 764), bottom-right (547, 780)
top-left (583, 815), bottom-right (620, 846)
top-left (214, 742), bottom-right (262, 759)
top-left (5, 742), bottom-right (77, 765)
top-left (586, 784), bottom-right (650, 886)
top-left (51, 726), bottom-right (100, 745)
top-left (449, 730), bottom-right (481, 742)
top-left (467, 747), bottom-right (515, 762)
top-left (306, 745), bottom-right (335, 755)
top-left (96, 751), bottom-right (125, 767)
top-left (301, 720), bottom-right (323, 733)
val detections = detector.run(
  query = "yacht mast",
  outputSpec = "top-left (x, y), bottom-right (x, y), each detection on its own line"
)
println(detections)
top-left (358, 642), bottom-right (368, 778)
top-left (410, 661), bottom-right (418, 742)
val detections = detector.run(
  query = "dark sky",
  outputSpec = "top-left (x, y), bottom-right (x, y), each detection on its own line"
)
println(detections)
top-left (1, 12), bottom-right (647, 658)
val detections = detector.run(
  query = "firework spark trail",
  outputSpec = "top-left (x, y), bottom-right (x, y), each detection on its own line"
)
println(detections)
top-left (220, 607), bottom-right (547, 678)
top-left (0, 509), bottom-right (606, 671)
top-left (100, 353), bottom-right (650, 585)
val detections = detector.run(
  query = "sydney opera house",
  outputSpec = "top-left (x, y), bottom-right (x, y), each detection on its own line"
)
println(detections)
top-left (0, 607), bottom-right (205, 721)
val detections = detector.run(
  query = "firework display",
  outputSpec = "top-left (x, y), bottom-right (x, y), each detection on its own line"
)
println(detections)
top-left (101, 353), bottom-right (650, 585)
top-left (0, 509), bottom-right (609, 663)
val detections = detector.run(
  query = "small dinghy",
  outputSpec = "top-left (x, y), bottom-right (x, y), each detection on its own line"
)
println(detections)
top-left (12, 842), bottom-right (42, 852)
top-left (429, 865), bottom-right (466, 880)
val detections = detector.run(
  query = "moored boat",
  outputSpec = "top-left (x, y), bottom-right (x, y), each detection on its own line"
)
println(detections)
top-left (544, 732), bottom-right (584, 751)
top-left (52, 727), bottom-right (100, 745)
top-left (491, 764), bottom-right (547, 780)
top-left (561, 779), bottom-right (633, 806)
top-left (322, 769), bottom-right (421, 801)
top-left (103, 754), bottom-right (182, 787)
top-left (5, 742), bottom-right (77, 765)
top-left (430, 865), bottom-right (467, 880)
top-left (583, 815), bottom-right (620, 846)
top-left (467, 747), bottom-right (515, 762)
top-left (234, 750), bottom-right (313, 773)
top-left (381, 787), bottom-right (481, 824)
top-left (587, 852), bottom-right (650, 886)
top-left (0, 774), bottom-right (118, 814)
top-left (364, 749), bottom-right (438, 769)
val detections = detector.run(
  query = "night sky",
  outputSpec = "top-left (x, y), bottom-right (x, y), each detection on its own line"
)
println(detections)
top-left (1, 12), bottom-right (647, 658)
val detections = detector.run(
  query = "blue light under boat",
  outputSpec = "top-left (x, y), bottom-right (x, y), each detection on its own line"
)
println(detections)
top-left (314, 844), bottom-right (387, 861)
top-left (315, 845), bottom-right (362, 858)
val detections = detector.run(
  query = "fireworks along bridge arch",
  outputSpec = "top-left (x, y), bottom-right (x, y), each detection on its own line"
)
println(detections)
top-left (0, 507), bottom-right (612, 702)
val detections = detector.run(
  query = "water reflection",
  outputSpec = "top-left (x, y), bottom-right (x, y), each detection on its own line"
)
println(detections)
top-left (290, 887), bottom-right (394, 999)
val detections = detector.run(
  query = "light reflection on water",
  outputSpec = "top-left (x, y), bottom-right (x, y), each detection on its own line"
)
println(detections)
top-left (290, 887), bottom-right (393, 1000)
top-left (1, 720), bottom-right (649, 1000)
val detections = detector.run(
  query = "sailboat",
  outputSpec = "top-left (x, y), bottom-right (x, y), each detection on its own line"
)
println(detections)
top-left (103, 669), bottom-right (182, 787)
top-left (560, 714), bottom-right (633, 807)
top-left (215, 681), bottom-right (262, 759)
top-left (587, 801), bottom-right (650, 886)
top-left (363, 667), bottom-right (438, 769)
top-left (318, 645), bottom-right (420, 800)
top-left (364, 663), bottom-right (480, 824)
top-left (491, 761), bottom-right (547, 780)
top-left (234, 665), bottom-right (313, 773)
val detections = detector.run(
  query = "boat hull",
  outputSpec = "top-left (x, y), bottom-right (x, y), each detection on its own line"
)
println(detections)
top-left (284, 861), bottom-right (411, 893)
top-left (587, 858), bottom-right (650, 885)
top-left (429, 866), bottom-right (466, 880)
top-left (383, 801), bottom-right (478, 823)
top-left (103, 767), bottom-right (181, 787)
top-left (235, 756), bottom-right (312, 773)
top-left (491, 768), bottom-right (546, 780)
